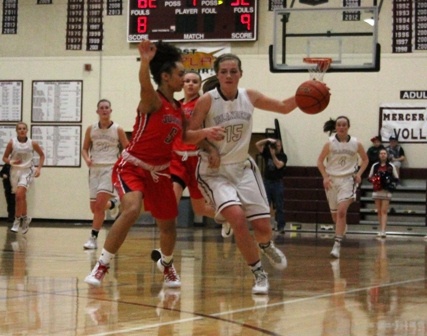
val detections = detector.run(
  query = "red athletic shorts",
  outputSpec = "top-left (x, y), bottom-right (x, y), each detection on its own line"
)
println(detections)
top-left (112, 160), bottom-right (178, 220)
top-left (170, 152), bottom-right (203, 199)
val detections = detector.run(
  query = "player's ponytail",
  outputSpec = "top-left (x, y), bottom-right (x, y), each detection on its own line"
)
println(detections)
top-left (202, 76), bottom-right (219, 93)
top-left (323, 115), bottom-right (350, 135)
top-left (323, 118), bottom-right (336, 135)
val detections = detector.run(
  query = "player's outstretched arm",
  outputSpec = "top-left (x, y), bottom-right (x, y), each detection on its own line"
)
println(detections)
top-left (247, 89), bottom-right (298, 114)
top-left (137, 40), bottom-right (162, 115)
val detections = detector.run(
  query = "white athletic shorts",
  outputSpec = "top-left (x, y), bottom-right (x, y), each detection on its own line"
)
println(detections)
top-left (10, 166), bottom-right (35, 193)
top-left (196, 156), bottom-right (270, 223)
top-left (325, 175), bottom-right (358, 213)
top-left (89, 165), bottom-right (115, 200)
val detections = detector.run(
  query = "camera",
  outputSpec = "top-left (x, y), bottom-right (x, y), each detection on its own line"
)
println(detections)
top-left (267, 141), bottom-right (277, 149)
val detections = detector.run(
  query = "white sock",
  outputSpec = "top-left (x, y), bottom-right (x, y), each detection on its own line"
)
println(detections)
top-left (162, 254), bottom-right (173, 265)
top-left (334, 235), bottom-right (343, 244)
top-left (99, 248), bottom-right (114, 265)
top-left (250, 260), bottom-right (262, 272)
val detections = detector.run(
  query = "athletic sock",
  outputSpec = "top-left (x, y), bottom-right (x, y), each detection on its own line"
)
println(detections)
top-left (91, 229), bottom-right (99, 238)
top-left (99, 248), bottom-right (114, 265)
top-left (161, 254), bottom-right (173, 266)
top-left (258, 242), bottom-right (271, 250)
top-left (109, 199), bottom-right (117, 210)
top-left (249, 260), bottom-right (262, 270)
top-left (334, 235), bottom-right (343, 244)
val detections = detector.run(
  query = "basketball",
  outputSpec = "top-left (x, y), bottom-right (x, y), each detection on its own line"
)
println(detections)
top-left (295, 80), bottom-right (330, 114)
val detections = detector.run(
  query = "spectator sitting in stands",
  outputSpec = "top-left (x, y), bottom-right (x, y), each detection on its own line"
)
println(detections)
top-left (366, 136), bottom-right (385, 176)
top-left (386, 136), bottom-right (405, 176)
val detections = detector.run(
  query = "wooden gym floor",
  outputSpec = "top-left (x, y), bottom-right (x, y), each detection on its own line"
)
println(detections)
top-left (1, 222), bottom-right (427, 335)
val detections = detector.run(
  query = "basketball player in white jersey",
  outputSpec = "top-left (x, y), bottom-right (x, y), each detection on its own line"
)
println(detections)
top-left (82, 99), bottom-right (129, 249)
top-left (317, 116), bottom-right (368, 258)
top-left (2, 122), bottom-right (45, 233)
top-left (186, 53), bottom-right (299, 295)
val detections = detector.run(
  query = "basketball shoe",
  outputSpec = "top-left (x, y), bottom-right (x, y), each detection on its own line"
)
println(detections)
top-left (330, 241), bottom-right (341, 258)
top-left (84, 236), bottom-right (98, 250)
top-left (377, 231), bottom-right (386, 239)
top-left (21, 216), bottom-right (31, 234)
top-left (10, 217), bottom-right (21, 233)
top-left (162, 262), bottom-right (181, 288)
top-left (151, 250), bottom-right (181, 287)
top-left (252, 267), bottom-right (269, 295)
top-left (260, 241), bottom-right (287, 270)
top-left (85, 261), bottom-right (109, 287)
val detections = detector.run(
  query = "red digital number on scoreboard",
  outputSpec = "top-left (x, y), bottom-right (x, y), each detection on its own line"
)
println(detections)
top-left (136, 0), bottom-right (157, 8)
top-left (137, 16), bottom-right (147, 33)
top-left (240, 13), bottom-right (251, 30)
top-left (231, 0), bottom-right (250, 5)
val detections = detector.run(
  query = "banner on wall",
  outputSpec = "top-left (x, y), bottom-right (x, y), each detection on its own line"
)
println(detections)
top-left (176, 45), bottom-right (231, 80)
top-left (379, 104), bottom-right (427, 143)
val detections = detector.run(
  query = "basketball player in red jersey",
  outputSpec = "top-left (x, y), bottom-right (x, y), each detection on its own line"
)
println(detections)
top-left (150, 71), bottom-right (232, 267)
top-left (171, 71), bottom-right (232, 237)
top-left (84, 40), bottom-right (190, 288)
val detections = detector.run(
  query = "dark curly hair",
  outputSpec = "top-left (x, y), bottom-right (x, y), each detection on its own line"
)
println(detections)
top-left (150, 41), bottom-right (183, 85)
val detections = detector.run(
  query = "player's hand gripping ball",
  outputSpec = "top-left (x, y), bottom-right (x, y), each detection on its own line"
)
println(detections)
top-left (295, 80), bottom-right (331, 114)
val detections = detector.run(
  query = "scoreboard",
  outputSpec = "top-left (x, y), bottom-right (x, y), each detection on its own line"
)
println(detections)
top-left (127, 0), bottom-right (258, 42)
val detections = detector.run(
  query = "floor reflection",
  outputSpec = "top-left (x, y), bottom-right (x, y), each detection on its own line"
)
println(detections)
top-left (0, 225), bottom-right (426, 335)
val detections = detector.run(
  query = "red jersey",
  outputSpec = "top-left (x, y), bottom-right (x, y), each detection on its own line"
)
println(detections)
top-left (126, 92), bottom-right (183, 166)
top-left (173, 96), bottom-right (199, 152)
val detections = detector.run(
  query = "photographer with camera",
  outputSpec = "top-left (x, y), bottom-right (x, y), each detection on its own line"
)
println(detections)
top-left (255, 138), bottom-right (287, 234)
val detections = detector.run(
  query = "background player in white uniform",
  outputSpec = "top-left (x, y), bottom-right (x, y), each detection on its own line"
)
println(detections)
top-left (2, 122), bottom-right (45, 233)
top-left (317, 116), bottom-right (368, 259)
top-left (187, 53), bottom-right (299, 295)
top-left (82, 99), bottom-right (129, 249)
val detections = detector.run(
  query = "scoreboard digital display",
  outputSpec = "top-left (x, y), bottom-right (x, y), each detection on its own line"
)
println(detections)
top-left (127, 0), bottom-right (258, 42)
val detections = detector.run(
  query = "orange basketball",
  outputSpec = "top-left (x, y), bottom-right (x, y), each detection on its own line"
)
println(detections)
top-left (295, 80), bottom-right (330, 114)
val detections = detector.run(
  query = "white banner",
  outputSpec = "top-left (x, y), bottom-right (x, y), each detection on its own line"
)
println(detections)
top-left (379, 104), bottom-right (427, 143)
